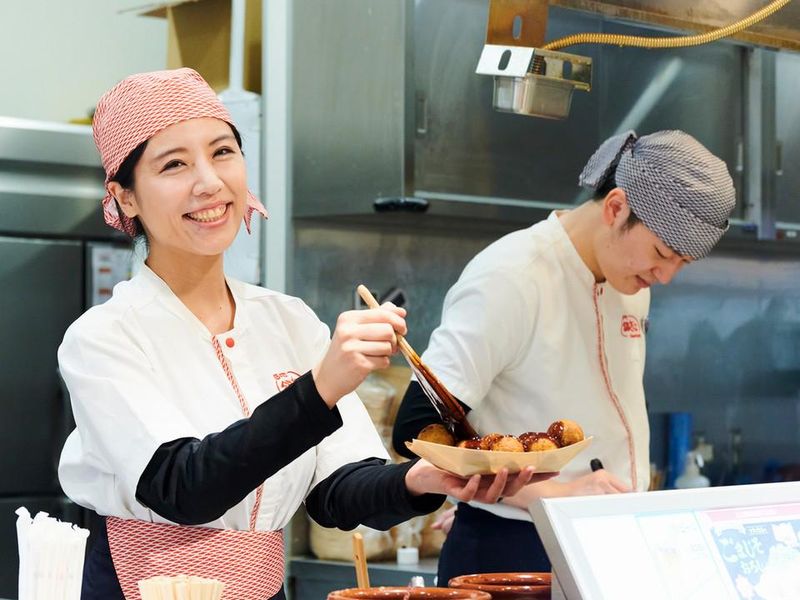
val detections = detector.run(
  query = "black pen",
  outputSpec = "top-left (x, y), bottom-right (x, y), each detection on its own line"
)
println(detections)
top-left (590, 458), bottom-right (604, 472)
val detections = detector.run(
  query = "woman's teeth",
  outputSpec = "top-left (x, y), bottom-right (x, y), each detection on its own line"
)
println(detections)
top-left (187, 204), bottom-right (227, 222)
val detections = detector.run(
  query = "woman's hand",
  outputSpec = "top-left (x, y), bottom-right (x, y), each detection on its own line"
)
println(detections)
top-left (404, 459), bottom-right (555, 504)
top-left (312, 303), bottom-right (406, 407)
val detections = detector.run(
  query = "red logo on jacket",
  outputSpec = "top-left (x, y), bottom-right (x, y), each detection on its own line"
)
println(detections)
top-left (274, 370), bottom-right (301, 391)
top-left (621, 315), bottom-right (642, 338)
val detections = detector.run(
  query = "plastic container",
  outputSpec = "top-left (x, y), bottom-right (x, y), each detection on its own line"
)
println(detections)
top-left (675, 451), bottom-right (710, 489)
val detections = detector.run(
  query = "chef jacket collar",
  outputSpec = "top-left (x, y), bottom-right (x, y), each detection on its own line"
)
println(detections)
top-left (136, 264), bottom-right (249, 339)
top-left (547, 211), bottom-right (599, 290)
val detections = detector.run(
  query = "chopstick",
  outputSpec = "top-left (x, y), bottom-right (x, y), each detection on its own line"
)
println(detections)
top-left (356, 284), bottom-right (478, 439)
top-left (352, 532), bottom-right (370, 589)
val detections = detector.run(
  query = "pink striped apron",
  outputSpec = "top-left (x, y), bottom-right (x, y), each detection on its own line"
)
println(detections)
top-left (107, 335), bottom-right (285, 599)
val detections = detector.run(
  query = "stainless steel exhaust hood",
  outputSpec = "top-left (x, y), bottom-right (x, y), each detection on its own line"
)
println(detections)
top-left (477, 0), bottom-right (798, 119)
top-left (0, 117), bottom-right (112, 239)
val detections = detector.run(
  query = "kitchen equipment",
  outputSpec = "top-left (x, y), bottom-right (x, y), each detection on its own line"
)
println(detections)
top-left (352, 532), bottom-right (370, 589)
top-left (356, 285), bottom-right (478, 440)
top-left (449, 572), bottom-right (552, 599)
top-left (0, 117), bottom-right (128, 597)
top-left (405, 437), bottom-right (592, 477)
top-left (476, 0), bottom-right (791, 118)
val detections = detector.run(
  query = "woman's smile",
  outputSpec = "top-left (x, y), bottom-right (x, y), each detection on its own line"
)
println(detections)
top-left (184, 201), bottom-right (231, 225)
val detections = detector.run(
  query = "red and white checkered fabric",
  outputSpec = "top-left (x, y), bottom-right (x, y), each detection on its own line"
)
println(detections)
top-left (106, 518), bottom-right (285, 600)
top-left (105, 333), bottom-right (283, 599)
top-left (92, 68), bottom-right (267, 237)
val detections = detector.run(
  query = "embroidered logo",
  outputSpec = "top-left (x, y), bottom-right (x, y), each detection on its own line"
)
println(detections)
top-left (621, 315), bottom-right (642, 338)
top-left (273, 370), bottom-right (301, 391)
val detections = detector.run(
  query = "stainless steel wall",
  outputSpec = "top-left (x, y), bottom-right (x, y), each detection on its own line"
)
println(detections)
top-left (645, 247), bottom-right (800, 481)
top-left (776, 50), bottom-right (800, 225)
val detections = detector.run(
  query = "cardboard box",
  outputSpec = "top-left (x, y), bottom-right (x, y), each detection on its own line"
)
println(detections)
top-left (136, 0), bottom-right (262, 93)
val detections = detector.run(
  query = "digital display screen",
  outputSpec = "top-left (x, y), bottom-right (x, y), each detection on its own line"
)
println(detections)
top-left (571, 502), bottom-right (800, 600)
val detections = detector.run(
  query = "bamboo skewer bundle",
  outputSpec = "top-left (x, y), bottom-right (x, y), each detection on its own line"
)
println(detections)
top-left (138, 575), bottom-right (225, 600)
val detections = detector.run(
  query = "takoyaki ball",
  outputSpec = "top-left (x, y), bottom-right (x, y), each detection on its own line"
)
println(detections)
top-left (418, 423), bottom-right (456, 446)
top-left (519, 432), bottom-right (559, 452)
top-left (547, 419), bottom-right (585, 447)
top-left (479, 433), bottom-right (504, 451)
top-left (456, 438), bottom-right (482, 450)
top-left (518, 431), bottom-right (538, 450)
top-left (490, 435), bottom-right (525, 452)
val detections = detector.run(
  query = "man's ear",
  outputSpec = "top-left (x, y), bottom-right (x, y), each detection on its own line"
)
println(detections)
top-left (601, 187), bottom-right (632, 228)
top-left (107, 181), bottom-right (139, 219)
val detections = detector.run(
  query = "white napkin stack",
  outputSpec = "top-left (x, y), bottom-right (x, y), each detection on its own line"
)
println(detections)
top-left (15, 507), bottom-right (89, 600)
top-left (138, 575), bottom-right (225, 600)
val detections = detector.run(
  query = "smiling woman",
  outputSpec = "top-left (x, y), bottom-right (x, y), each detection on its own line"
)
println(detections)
top-left (57, 68), bottom-right (545, 600)
top-left (109, 118), bottom-right (250, 260)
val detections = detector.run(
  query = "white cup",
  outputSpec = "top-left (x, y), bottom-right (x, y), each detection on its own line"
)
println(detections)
top-left (396, 546), bottom-right (419, 566)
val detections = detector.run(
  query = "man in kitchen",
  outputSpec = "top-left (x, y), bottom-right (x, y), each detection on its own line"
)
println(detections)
top-left (392, 129), bottom-right (738, 583)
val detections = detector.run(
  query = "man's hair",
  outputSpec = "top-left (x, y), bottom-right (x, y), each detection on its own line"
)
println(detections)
top-left (593, 167), bottom-right (640, 231)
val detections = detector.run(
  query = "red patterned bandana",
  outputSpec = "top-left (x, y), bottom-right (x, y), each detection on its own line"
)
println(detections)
top-left (92, 68), bottom-right (267, 237)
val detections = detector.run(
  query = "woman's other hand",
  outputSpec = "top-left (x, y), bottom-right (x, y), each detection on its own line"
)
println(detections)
top-left (312, 303), bottom-right (406, 407)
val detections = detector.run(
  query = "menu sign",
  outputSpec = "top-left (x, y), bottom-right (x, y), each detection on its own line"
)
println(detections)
top-left (572, 502), bottom-right (800, 600)
top-left (703, 504), bottom-right (800, 600)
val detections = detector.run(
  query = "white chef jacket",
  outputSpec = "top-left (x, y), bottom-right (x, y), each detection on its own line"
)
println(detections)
top-left (58, 265), bottom-right (388, 531)
top-left (422, 211), bottom-right (650, 521)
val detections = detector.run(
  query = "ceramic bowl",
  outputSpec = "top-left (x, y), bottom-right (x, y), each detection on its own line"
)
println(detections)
top-left (448, 573), bottom-right (552, 599)
top-left (327, 587), bottom-right (492, 599)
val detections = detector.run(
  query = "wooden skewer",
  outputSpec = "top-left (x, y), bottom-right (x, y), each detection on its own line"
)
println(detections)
top-left (352, 532), bottom-right (370, 589)
top-left (356, 284), bottom-right (478, 439)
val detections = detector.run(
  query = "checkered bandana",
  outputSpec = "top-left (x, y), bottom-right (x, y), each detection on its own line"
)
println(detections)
top-left (579, 130), bottom-right (736, 259)
top-left (92, 68), bottom-right (267, 237)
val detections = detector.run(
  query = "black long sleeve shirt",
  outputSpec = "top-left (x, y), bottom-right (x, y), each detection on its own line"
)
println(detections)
top-left (135, 371), bottom-right (444, 527)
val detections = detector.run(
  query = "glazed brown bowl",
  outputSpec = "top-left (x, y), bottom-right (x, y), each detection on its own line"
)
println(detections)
top-left (448, 573), bottom-right (552, 599)
top-left (327, 587), bottom-right (491, 600)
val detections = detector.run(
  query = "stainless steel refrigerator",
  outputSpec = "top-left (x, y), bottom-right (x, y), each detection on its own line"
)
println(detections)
top-left (0, 117), bottom-right (131, 597)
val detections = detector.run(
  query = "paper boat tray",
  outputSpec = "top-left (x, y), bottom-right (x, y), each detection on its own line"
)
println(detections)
top-left (406, 436), bottom-right (593, 477)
